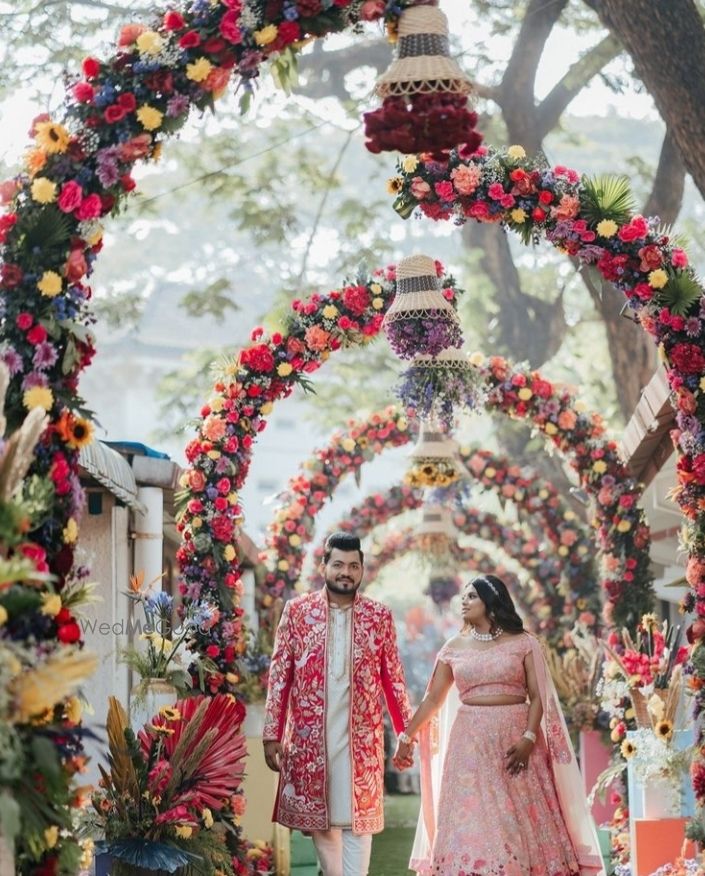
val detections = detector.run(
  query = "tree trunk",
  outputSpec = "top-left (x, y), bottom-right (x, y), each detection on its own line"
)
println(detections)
top-left (585, 0), bottom-right (705, 201)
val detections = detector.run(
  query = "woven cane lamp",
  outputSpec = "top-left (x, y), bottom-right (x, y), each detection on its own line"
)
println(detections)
top-left (415, 502), bottom-right (457, 558)
top-left (405, 422), bottom-right (461, 488)
top-left (383, 254), bottom-right (462, 360)
top-left (364, 5), bottom-right (483, 155)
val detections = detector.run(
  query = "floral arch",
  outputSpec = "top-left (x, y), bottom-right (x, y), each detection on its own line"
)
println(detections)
top-left (304, 483), bottom-right (595, 640)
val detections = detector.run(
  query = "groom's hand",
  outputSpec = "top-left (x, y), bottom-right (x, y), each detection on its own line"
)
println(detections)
top-left (392, 740), bottom-right (414, 771)
top-left (263, 740), bottom-right (283, 772)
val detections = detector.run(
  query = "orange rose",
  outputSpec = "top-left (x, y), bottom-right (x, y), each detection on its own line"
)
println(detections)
top-left (304, 325), bottom-right (331, 352)
top-left (188, 469), bottom-right (207, 492)
top-left (118, 23), bottom-right (147, 46)
top-left (557, 410), bottom-right (577, 430)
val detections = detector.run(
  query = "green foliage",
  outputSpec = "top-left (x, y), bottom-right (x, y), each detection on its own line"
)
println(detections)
top-left (657, 271), bottom-right (703, 317)
top-left (579, 174), bottom-right (635, 225)
top-left (180, 278), bottom-right (240, 319)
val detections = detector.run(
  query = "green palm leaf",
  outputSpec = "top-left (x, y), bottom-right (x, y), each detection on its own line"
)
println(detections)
top-left (656, 272), bottom-right (703, 317)
top-left (580, 174), bottom-right (635, 225)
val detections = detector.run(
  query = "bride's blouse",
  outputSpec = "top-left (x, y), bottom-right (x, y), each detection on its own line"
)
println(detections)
top-left (437, 633), bottom-right (532, 702)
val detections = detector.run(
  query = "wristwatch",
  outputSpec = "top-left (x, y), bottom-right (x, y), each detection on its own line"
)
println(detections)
top-left (398, 731), bottom-right (416, 746)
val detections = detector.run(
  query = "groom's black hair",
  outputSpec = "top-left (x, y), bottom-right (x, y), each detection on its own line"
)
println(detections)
top-left (323, 531), bottom-right (364, 564)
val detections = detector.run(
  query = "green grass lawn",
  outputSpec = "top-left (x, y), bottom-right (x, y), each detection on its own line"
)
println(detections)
top-left (369, 794), bottom-right (421, 876)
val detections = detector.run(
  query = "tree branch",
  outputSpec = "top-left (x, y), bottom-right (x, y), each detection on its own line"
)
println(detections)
top-left (535, 33), bottom-right (622, 136)
top-left (643, 129), bottom-right (686, 225)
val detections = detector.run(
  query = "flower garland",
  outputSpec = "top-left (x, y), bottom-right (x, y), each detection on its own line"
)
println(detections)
top-left (361, 527), bottom-right (537, 625)
top-left (468, 354), bottom-right (653, 631)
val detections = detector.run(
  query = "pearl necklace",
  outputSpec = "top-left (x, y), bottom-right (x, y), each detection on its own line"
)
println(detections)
top-left (464, 625), bottom-right (503, 642)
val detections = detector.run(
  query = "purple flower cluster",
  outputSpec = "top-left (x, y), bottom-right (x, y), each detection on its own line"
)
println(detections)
top-left (385, 315), bottom-right (463, 359)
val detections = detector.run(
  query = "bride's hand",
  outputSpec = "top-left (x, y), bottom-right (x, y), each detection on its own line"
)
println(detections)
top-left (393, 739), bottom-right (414, 771)
top-left (505, 738), bottom-right (534, 775)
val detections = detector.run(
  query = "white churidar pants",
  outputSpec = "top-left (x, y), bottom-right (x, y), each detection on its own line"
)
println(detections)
top-left (311, 828), bottom-right (373, 876)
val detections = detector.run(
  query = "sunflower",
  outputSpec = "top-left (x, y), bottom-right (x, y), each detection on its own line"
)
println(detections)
top-left (159, 706), bottom-right (181, 722)
top-left (655, 719), bottom-right (674, 741)
top-left (386, 176), bottom-right (404, 195)
top-left (34, 121), bottom-right (70, 154)
top-left (620, 739), bottom-right (637, 759)
top-left (66, 415), bottom-right (94, 449)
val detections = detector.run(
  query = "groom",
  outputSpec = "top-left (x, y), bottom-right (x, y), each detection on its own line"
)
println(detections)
top-left (263, 531), bottom-right (412, 876)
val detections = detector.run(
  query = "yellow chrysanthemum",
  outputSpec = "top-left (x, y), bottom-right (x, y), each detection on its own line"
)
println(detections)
top-left (596, 219), bottom-right (618, 238)
top-left (186, 57), bottom-right (213, 82)
top-left (617, 520), bottom-right (632, 533)
top-left (544, 422), bottom-right (558, 435)
top-left (207, 449), bottom-right (221, 459)
top-left (277, 362), bottom-right (293, 377)
top-left (370, 282), bottom-right (382, 294)
top-left (507, 145), bottom-right (526, 160)
top-left (23, 386), bottom-right (53, 411)
top-left (30, 177), bottom-right (57, 203)
top-left (34, 121), bottom-right (70, 154)
top-left (63, 517), bottom-right (79, 544)
top-left (620, 739), bottom-right (637, 759)
top-left (510, 208), bottom-right (527, 224)
top-left (38, 270), bottom-right (63, 297)
top-left (648, 268), bottom-right (668, 289)
top-left (254, 24), bottom-right (278, 46)
top-left (386, 177), bottom-right (403, 194)
top-left (592, 460), bottom-right (607, 474)
top-left (40, 593), bottom-right (61, 617)
top-left (372, 297), bottom-right (384, 310)
top-left (289, 534), bottom-right (302, 547)
top-left (517, 387), bottom-right (533, 401)
top-left (175, 825), bottom-right (193, 839)
top-left (322, 305), bottom-right (338, 319)
top-left (224, 544), bottom-right (236, 562)
top-left (136, 105), bottom-right (163, 131)
top-left (136, 30), bottom-right (164, 55)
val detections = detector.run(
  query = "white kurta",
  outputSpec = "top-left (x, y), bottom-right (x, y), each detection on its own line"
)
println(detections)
top-left (327, 603), bottom-right (353, 827)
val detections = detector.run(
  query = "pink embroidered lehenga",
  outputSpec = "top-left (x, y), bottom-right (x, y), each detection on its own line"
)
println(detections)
top-left (410, 633), bottom-right (605, 876)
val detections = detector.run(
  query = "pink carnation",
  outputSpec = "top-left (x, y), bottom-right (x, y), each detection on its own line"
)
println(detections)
top-left (57, 180), bottom-right (83, 214)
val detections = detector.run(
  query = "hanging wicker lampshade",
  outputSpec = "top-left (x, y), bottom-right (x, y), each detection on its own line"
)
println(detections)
top-left (383, 254), bottom-right (462, 360)
top-left (363, 6), bottom-right (483, 155)
top-left (415, 502), bottom-right (457, 560)
top-left (376, 6), bottom-right (473, 99)
top-left (405, 422), bottom-right (461, 488)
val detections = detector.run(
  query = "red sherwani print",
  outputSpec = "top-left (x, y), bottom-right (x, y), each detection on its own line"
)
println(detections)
top-left (263, 589), bottom-right (411, 834)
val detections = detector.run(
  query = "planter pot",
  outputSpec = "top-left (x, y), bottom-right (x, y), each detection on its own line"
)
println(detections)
top-left (130, 679), bottom-right (178, 732)
top-left (242, 701), bottom-right (266, 737)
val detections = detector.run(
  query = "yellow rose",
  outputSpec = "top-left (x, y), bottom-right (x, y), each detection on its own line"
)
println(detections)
top-left (538, 489), bottom-right (549, 499)
top-left (63, 517), bottom-right (78, 544)
top-left (136, 30), bottom-right (163, 55)
top-left (596, 219), bottom-right (618, 238)
top-left (44, 826), bottom-right (60, 849)
top-left (484, 467), bottom-right (496, 478)
top-left (372, 297), bottom-right (384, 310)
top-left (38, 270), bottom-right (62, 297)
top-left (136, 105), bottom-right (163, 131)
top-left (564, 510), bottom-right (576, 521)
top-left (23, 386), bottom-right (53, 411)
top-left (517, 387), bottom-right (533, 401)
top-left (262, 594), bottom-right (273, 607)
top-left (592, 460), bottom-right (607, 474)
top-left (31, 177), bottom-right (57, 203)
top-left (322, 305), bottom-right (338, 319)
top-left (289, 534), bottom-right (301, 547)
top-left (507, 145), bottom-right (526, 160)
top-left (648, 268), bottom-right (668, 289)
top-left (397, 418), bottom-right (408, 431)
top-left (254, 24), bottom-right (278, 45)
top-left (558, 545), bottom-right (569, 557)
top-left (207, 450), bottom-right (221, 459)
top-left (277, 362), bottom-right (293, 377)
top-left (0, 606), bottom-right (7, 626)
top-left (402, 155), bottom-right (419, 173)
top-left (224, 544), bottom-right (236, 562)
top-left (228, 492), bottom-right (239, 505)
top-left (700, 376), bottom-right (705, 392)
top-left (545, 422), bottom-right (558, 435)
top-left (574, 400), bottom-right (587, 412)
top-left (510, 208), bottom-right (527, 224)
top-left (370, 283), bottom-right (382, 294)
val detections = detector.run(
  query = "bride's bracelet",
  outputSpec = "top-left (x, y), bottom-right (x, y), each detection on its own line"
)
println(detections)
top-left (398, 731), bottom-right (417, 746)
top-left (522, 730), bottom-right (537, 743)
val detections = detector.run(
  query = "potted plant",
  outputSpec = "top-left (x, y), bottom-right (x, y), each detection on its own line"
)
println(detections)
top-left (91, 693), bottom-right (247, 875)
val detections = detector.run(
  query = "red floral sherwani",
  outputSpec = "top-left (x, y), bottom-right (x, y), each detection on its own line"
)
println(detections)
top-left (263, 589), bottom-right (411, 834)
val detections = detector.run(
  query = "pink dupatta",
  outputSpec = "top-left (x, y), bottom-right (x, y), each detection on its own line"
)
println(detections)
top-left (409, 634), bottom-right (605, 876)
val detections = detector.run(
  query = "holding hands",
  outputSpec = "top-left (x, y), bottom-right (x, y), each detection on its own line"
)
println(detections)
top-left (392, 732), bottom-right (416, 771)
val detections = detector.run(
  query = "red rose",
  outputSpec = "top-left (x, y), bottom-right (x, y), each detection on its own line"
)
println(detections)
top-left (342, 284), bottom-right (371, 316)
top-left (538, 190), bottom-right (553, 205)
top-left (104, 104), bottom-right (127, 124)
top-left (0, 213), bottom-right (17, 245)
top-left (532, 207), bottom-right (547, 222)
top-left (241, 343), bottom-right (275, 373)
top-left (72, 82), bottom-right (95, 103)
top-left (117, 92), bottom-right (137, 112)
top-left (219, 9), bottom-right (243, 43)
top-left (1, 263), bottom-right (23, 288)
top-left (211, 515), bottom-right (233, 542)
top-left (670, 343), bottom-right (705, 375)
top-left (206, 645), bottom-right (220, 658)
top-left (16, 313), bottom-right (33, 330)
top-left (145, 70), bottom-right (174, 94)
top-left (179, 30), bottom-right (201, 48)
top-left (75, 193), bottom-right (103, 221)
top-left (82, 57), bottom-right (100, 78)
top-left (163, 10), bottom-right (185, 30)
top-left (278, 21), bottom-right (301, 44)
top-left (27, 325), bottom-right (48, 345)
top-left (58, 620), bottom-right (82, 643)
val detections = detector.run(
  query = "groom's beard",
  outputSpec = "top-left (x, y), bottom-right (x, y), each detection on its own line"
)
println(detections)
top-left (325, 574), bottom-right (362, 597)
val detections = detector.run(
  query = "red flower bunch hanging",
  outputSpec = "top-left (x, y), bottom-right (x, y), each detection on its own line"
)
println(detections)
top-left (364, 93), bottom-right (483, 157)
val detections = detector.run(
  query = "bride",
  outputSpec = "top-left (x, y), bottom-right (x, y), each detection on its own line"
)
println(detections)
top-left (393, 574), bottom-right (605, 876)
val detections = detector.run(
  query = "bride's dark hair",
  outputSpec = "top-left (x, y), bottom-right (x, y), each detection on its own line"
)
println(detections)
top-left (470, 574), bottom-right (524, 633)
